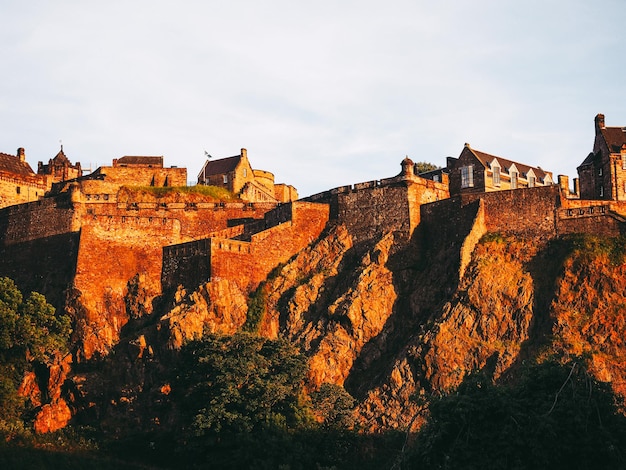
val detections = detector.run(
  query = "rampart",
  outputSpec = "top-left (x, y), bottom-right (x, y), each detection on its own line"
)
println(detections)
top-left (305, 174), bottom-right (448, 243)
top-left (0, 193), bottom-right (78, 245)
top-left (461, 185), bottom-right (561, 240)
top-left (162, 201), bottom-right (330, 293)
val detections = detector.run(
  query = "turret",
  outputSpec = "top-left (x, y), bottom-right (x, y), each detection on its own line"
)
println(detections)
top-left (401, 156), bottom-right (415, 177)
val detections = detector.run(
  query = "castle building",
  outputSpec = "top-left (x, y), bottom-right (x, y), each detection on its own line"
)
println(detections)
top-left (37, 146), bottom-right (82, 184)
top-left (577, 114), bottom-right (626, 201)
top-left (87, 155), bottom-right (187, 187)
top-left (447, 143), bottom-right (553, 196)
top-left (197, 148), bottom-right (298, 203)
top-left (0, 148), bottom-right (48, 209)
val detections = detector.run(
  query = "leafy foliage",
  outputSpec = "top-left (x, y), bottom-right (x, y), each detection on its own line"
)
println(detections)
top-left (242, 284), bottom-right (267, 333)
top-left (170, 332), bottom-right (402, 468)
top-left (310, 383), bottom-right (356, 429)
top-left (120, 184), bottom-right (239, 201)
top-left (0, 278), bottom-right (72, 426)
top-left (562, 233), bottom-right (626, 265)
top-left (415, 161), bottom-right (442, 174)
top-left (404, 359), bottom-right (626, 469)
top-left (176, 332), bottom-right (309, 437)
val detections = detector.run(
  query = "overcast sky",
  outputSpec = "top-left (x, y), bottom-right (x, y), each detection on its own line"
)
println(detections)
top-left (1, 0), bottom-right (624, 196)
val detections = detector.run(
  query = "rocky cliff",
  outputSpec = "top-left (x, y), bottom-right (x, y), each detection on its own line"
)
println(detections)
top-left (21, 219), bottom-right (626, 435)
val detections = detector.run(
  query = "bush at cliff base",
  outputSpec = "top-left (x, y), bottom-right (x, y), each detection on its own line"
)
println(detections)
top-left (404, 358), bottom-right (626, 469)
top-left (0, 277), bottom-right (71, 430)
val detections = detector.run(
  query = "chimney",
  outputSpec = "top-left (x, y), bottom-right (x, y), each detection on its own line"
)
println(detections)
top-left (241, 148), bottom-right (247, 159)
top-left (595, 113), bottom-right (605, 130)
top-left (558, 175), bottom-right (569, 193)
top-left (17, 147), bottom-right (25, 162)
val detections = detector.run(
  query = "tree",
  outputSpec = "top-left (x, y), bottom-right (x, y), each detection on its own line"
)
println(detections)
top-left (0, 278), bottom-right (72, 425)
top-left (414, 161), bottom-right (441, 174)
top-left (404, 359), bottom-right (626, 469)
top-left (176, 332), bottom-right (309, 437)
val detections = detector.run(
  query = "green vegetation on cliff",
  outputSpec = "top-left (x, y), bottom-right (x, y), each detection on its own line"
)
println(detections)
top-left (0, 277), bottom-right (71, 427)
top-left (119, 184), bottom-right (240, 202)
top-left (403, 358), bottom-right (626, 469)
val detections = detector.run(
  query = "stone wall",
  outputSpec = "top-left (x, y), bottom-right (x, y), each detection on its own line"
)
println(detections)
top-left (0, 232), bottom-right (80, 312)
top-left (0, 171), bottom-right (48, 209)
top-left (162, 202), bottom-right (330, 293)
top-left (92, 165), bottom-right (187, 187)
top-left (0, 194), bottom-right (77, 245)
top-left (461, 185), bottom-right (561, 239)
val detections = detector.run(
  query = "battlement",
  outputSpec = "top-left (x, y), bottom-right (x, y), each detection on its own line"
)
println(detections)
top-left (162, 201), bottom-right (330, 293)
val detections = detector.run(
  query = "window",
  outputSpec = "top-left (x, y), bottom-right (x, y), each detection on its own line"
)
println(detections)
top-left (223, 174), bottom-right (228, 184)
top-left (492, 167), bottom-right (501, 186)
top-left (510, 171), bottom-right (518, 189)
top-left (243, 168), bottom-right (247, 177)
top-left (599, 167), bottom-right (603, 176)
top-left (622, 158), bottom-right (626, 170)
top-left (600, 185), bottom-right (604, 197)
top-left (528, 175), bottom-right (536, 188)
top-left (460, 165), bottom-right (474, 188)
top-left (433, 174), bottom-right (440, 183)
top-left (16, 186), bottom-right (20, 194)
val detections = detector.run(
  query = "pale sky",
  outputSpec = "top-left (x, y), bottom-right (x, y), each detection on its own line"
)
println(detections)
top-left (1, 0), bottom-right (624, 197)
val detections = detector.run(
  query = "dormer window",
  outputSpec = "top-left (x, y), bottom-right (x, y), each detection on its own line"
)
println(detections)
top-left (461, 165), bottom-right (474, 188)
top-left (223, 175), bottom-right (228, 184)
top-left (528, 175), bottom-right (536, 187)
top-left (510, 171), bottom-right (518, 189)
top-left (493, 166), bottom-right (501, 186)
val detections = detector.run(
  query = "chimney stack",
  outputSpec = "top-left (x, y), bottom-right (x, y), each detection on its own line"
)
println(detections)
top-left (17, 147), bottom-right (25, 162)
top-left (241, 148), bottom-right (247, 159)
top-left (595, 113), bottom-right (605, 130)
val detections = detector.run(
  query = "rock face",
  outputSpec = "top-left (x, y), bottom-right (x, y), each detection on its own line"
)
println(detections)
top-left (25, 223), bottom-right (626, 435)
top-left (18, 353), bottom-right (74, 433)
top-left (261, 225), bottom-right (398, 388)
top-left (159, 279), bottom-right (249, 349)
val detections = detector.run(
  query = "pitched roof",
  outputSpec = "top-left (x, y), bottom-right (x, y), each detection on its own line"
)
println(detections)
top-left (52, 148), bottom-right (70, 164)
top-left (0, 152), bottom-right (35, 176)
top-left (467, 147), bottom-right (551, 180)
top-left (600, 126), bottom-right (626, 153)
top-left (201, 155), bottom-right (241, 176)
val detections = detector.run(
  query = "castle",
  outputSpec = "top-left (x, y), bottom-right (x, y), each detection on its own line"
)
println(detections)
top-left (1, 114), bottom-right (625, 360)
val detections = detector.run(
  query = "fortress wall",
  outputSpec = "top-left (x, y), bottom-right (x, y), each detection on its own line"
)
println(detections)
top-left (0, 194), bottom-right (77, 245)
top-left (406, 178), bottom-right (450, 234)
top-left (557, 210), bottom-right (624, 236)
top-left (0, 232), bottom-right (80, 313)
top-left (462, 185), bottom-right (561, 239)
top-left (163, 202), bottom-right (330, 294)
top-left (79, 201), bottom-right (273, 242)
top-left (73, 215), bottom-right (185, 359)
top-left (556, 201), bottom-right (626, 236)
top-left (337, 184), bottom-right (411, 243)
top-left (95, 166), bottom-right (187, 187)
top-left (212, 202), bottom-right (330, 292)
top-left (421, 197), bottom-right (481, 250)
